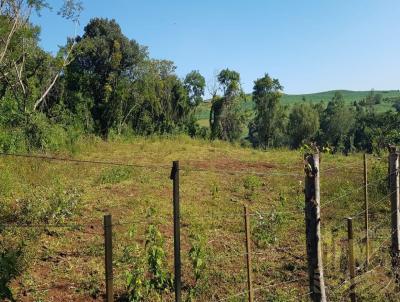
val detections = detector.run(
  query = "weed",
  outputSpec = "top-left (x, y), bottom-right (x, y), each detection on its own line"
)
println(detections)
top-left (80, 270), bottom-right (101, 299)
top-left (0, 245), bottom-right (24, 301)
top-left (243, 175), bottom-right (262, 200)
top-left (124, 225), bottom-right (148, 302)
top-left (187, 233), bottom-right (207, 301)
top-left (252, 209), bottom-right (286, 247)
top-left (97, 166), bottom-right (133, 185)
top-left (145, 225), bottom-right (173, 293)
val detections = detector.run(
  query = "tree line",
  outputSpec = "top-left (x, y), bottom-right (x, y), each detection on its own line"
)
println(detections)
top-left (208, 70), bottom-right (400, 154)
top-left (0, 0), bottom-right (399, 154)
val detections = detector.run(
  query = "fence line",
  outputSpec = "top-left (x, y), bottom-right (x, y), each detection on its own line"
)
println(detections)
top-left (0, 151), bottom-right (304, 177)
top-left (321, 170), bottom-right (395, 209)
top-left (1, 148), bottom-right (399, 301)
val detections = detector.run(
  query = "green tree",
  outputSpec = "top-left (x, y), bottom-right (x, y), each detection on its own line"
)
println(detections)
top-left (319, 92), bottom-right (355, 152)
top-left (209, 69), bottom-right (246, 141)
top-left (249, 73), bottom-right (286, 148)
top-left (65, 18), bottom-right (147, 136)
top-left (0, 0), bottom-right (82, 114)
top-left (129, 59), bottom-right (194, 135)
top-left (287, 103), bottom-right (320, 148)
top-left (184, 70), bottom-right (205, 106)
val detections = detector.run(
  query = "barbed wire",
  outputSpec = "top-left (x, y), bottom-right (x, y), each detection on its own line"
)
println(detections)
top-left (351, 189), bottom-right (395, 220)
top-left (321, 169), bottom-right (395, 209)
top-left (0, 151), bottom-right (170, 169)
top-left (0, 151), bottom-right (304, 177)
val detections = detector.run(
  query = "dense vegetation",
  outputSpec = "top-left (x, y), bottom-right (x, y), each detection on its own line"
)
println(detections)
top-left (1, 1), bottom-right (400, 155)
top-left (0, 1), bottom-right (207, 153)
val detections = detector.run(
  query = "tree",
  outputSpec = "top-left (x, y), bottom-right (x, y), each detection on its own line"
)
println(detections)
top-left (184, 70), bottom-right (205, 106)
top-left (65, 18), bottom-right (147, 136)
top-left (0, 0), bottom-right (82, 114)
top-left (393, 99), bottom-right (400, 112)
top-left (209, 69), bottom-right (246, 141)
top-left (319, 92), bottom-right (355, 152)
top-left (249, 73), bottom-right (286, 148)
top-left (287, 102), bottom-right (319, 148)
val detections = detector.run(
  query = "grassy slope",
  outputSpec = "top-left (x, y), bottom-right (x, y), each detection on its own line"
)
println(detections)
top-left (1, 136), bottom-right (394, 301)
top-left (196, 89), bottom-right (400, 126)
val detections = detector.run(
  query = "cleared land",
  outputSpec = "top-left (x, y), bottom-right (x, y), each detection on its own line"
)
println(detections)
top-left (0, 136), bottom-right (395, 301)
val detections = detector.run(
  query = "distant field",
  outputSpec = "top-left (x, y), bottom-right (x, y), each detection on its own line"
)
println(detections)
top-left (196, 89), bottom-right (400, 127)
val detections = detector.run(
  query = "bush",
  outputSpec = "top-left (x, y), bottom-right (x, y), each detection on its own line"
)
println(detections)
top-left (24, 113), bottom-right (69, 151)
top-left (0, 246), bottom-right (24, 301)
top-left (252, 210), bottom-right (286, 247)
top-left (0, 127), bottom-right (27, 153)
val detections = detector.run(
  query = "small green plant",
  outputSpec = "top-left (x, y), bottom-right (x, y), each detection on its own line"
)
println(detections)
top-left (97, 166), bottom-right (133, 184)
top-left (243, 175), bottom-right (262, 200)
top-left (145, 224), bottom-right (173, 294)
top-left (252, 209), bottom-right (286, 247)
top-left (46, 187), bottom-right (82, 224)
top-left (124, 225), bottom-right (148, 302)
top-left (0, 246), bottom-right (24, 302)
top-left (187, 233), bottom-right (207, 301)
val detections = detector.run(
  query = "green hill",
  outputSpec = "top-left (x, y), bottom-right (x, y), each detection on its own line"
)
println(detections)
top-left (196, 89), bottom-right (400, 127)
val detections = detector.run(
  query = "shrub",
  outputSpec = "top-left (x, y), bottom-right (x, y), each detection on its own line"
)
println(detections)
top-left (97, 167), bottom-right (133, 185)
top-left (145, 225), bottom-right (173, 293)
top-left (252, 210), bottom-right (286, 247)
top-left (0, 246), bottom-right (24, 301)
top-left (187, 233), bottom-right (207, 301)
top-left (0, 127), bottom-right (27, 153)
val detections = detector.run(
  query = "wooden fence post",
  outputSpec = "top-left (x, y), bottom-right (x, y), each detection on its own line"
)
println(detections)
top-left (104, 214), bottom-right (113, 302)
top-left (364, 153), bottom-right (369, 270)
top-left (347, 217), bottom-right (356, 302)
top-left (170, 161), bottom-right (181, 302)
top-left (389, 146), bottom-right (400, 284)
top-left (243, 205), bottom-right (254, 302)
top-left (304, 152), bottom-right (327, 302)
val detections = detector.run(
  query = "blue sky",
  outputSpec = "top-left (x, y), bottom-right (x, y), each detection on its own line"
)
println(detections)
top-left (32, 0), bottom-right (400, 95)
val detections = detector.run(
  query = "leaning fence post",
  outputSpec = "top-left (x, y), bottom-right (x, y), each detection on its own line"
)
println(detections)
top-left (389, 146), bottom-right (400, 284)
top-left (243, 205), bottom-right (254, 302)
top-left (347, 217), bottom-right (356, 302)
top-left (104, 214), bottom-right (113, 302)
top-left (364, 153), bottom-right (369, 270)
top-left (304, 151), bottom-right (327, 302)
top-left (170, 161), bottom-right (181, 302)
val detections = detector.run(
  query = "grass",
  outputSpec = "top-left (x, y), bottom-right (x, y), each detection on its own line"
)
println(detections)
top-left (196, 89), bottom-right (400, 127)
top-left (0, 135), bottom-right (396, 301)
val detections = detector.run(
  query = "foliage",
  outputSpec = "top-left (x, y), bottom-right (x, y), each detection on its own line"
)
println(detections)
top-left (318, 92), bottom-right (355, 153)
top-left (0, 246), bottom-right (24, 302)
top-left (145, 224), bottom-right (173, 294)
top-left (184, 70), bottom-right (206, 107)
top-left (243, 175), bottom-right (262, 200)
top-left (209, 69), bottom-right (247, 141)
top-left (249, 74), bottom-right (286, 148)
top-left (287, 102), bottom-right (319, 148)
top-left (124, 226), bottom-right (148, 302)
top-left (252, 209), bottom-right (286, 247)
top-left (187, 233), bottom-right (207, 300)
top-left (97, 166), bottom-right (132, 184)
